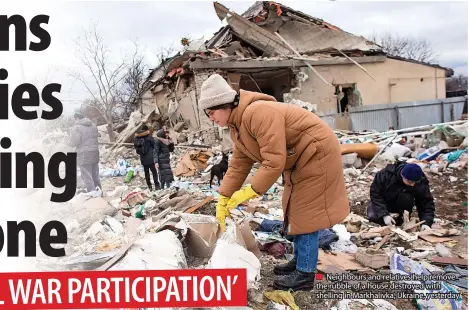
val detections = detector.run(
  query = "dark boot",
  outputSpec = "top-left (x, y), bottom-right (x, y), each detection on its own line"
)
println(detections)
top-left (273, 258), bottom-right (297, 275)
top-left (273, 270), bottom-right (316, 291)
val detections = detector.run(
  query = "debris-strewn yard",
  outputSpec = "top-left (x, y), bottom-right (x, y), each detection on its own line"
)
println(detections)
top-left (23, 119), bottom-right (468, 310)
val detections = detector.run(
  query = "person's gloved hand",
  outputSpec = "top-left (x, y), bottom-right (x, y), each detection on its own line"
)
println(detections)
top-left (383, 215), bottom-right (396, 226)
top-left (226, 184), bottom-right (259, 211)
top-left (216, 195), bottom-right (231, 232)
top-left (420, 224), bottom-right (431, 231)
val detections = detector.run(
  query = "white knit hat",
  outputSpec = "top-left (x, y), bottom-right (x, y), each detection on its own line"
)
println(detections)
top-left (199, 74), bottom-right (237, 110)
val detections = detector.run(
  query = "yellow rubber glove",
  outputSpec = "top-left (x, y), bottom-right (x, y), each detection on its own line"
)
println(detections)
top-left (216, 195), bottom-right (231, 232)
top-left (226, 184), bottom-right (259, 211)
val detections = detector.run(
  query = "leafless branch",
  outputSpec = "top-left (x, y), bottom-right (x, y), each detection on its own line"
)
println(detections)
top-left (370, 32), bottom-right (439, 63)
top-left (69, 21), bottom-right (147, 141)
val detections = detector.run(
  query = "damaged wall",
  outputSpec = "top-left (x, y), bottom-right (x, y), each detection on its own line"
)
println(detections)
top-left (291, 58), bottom-right (447, 115)
top-left (193, 69), bottom-right (220, 143)
top-left (194, 69), bottom-right (219, 130)
top-left (177, 90), bottom-right (199, 130)
top-left (140, 89), bottom-right (156, 115)
top-left (154, 89), bottom-right (170, 115)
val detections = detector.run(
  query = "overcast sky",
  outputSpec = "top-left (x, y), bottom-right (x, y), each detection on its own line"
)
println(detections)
top-left (3, 1), bottom-right (468, 114)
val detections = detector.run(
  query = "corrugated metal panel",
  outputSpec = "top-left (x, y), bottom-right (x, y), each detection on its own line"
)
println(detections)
top-left (443, 101), bottom-right (466, 122)
top-left (398, 104), bottom-right (442, 129)
top-left (350, 109), bottom-right (395, 132)
top-left (320, 97), bottom-right (467, 132)
top-left (453, 101), bottom-right (465, 119)
top-left (444, 103), bottom-right (453, 123)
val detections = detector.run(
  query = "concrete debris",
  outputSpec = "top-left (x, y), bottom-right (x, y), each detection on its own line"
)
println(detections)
top-left (38, 103), bottom-right (464, 310)
top-left (354, 247), bottom-right (389, 269)
top-left (368, 226), bottom-right (392, 236)
top-left (436, 243), bottom-right (453, 257)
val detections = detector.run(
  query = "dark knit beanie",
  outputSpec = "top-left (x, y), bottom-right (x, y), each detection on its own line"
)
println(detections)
top-left (402, 163), bottom-right (423, 182)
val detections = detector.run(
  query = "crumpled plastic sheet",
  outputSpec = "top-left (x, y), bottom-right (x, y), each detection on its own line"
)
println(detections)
top-left (443, 265), bottom-right (468, 289)
top-left (207, 220), bottom-right (261, 289)
top-left (111, 230), bottom-right (187, 271)
top-left (332, 299), bottom-right (397, 310)
top-left (264, 290), bottom-right (299, 310)
top-left (390, 253), bottom-right (463, 310)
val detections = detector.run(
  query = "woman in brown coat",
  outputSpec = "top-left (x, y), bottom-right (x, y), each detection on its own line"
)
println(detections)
top-left (200, 74), bottom-right (350, 291)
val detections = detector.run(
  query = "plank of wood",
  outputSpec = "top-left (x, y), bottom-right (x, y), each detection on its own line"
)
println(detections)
top-left (431, 256), bottom-right (468, 267)
top-left (185, 196), bottom-right (214, 214)
top-left (318, 250), bottom-right (365, 271)
top-left (403, 221), bottom-right (426, 231)
top-left (374, 234), bottom-right (391, 250)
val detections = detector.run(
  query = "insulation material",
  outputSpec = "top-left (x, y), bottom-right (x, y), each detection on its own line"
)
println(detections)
top-left (206, 222), bottom-right (261, 289)
top-left (110, 230), bottom-right (187, 271)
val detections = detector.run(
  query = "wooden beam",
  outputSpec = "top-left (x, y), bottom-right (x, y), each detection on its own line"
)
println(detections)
top-left (335, 48), bottom-right (376, 81)
top-left (403, 221), bottom-right (426, 232)
top-left (374, 234), bottom-right (391, 250)
top-left (185, 196), bottom-right (214, 214)
top-left (190, 56), bottom-right (386, 70)
top-left (431, 256), bottom-right (468, 267)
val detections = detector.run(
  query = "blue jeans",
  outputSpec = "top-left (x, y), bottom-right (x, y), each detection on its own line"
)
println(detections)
top-left (287, 229), bottom-right (319, 273)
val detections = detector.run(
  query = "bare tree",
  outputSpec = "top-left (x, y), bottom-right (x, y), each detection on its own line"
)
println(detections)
top-left (370, 32), bottom-right (439, 63)
top-left (154, 45), bottom-right (179, 73)
top-left (446, 74), bottom-right (468, 92)
top-left (69, 21), bottom-right (142, 142)
top-left (115, 41), bottom-right (147, 119)
top-left (76, 99), bottom-right (106, 124)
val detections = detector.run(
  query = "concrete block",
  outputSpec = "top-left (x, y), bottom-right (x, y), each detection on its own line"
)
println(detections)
top-left (342, 153), bottom-right (358, 166)
top-left (355, 248), bottom-right (389, 269)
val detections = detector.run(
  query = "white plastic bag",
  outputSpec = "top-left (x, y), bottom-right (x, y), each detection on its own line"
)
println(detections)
top-left (111, 230), bottom-right (187, 271)
top-left (206, 221), bottom-right (261, 289)
top-left (106, 185), bottom-right (128, 197)
top-left (332, 224), bottom-right (351, 242)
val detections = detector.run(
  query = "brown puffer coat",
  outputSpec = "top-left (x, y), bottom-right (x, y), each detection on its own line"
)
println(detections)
top-left (218, 90), bottom-right (350, 235)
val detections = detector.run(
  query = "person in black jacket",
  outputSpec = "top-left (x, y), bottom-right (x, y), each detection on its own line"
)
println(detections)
top-left (366, 162), bottom-right (435, 231)
top-left (134, 125), bottom-right (160, 191)
top-left (154, 129), bottom-right (175, 189)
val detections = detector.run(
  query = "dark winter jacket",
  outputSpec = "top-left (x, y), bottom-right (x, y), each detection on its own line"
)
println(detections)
top-left (69, 118), bottom-right (99, 165)
top-left (133, 130), bottom-right (156, 166)
top-left (370, 162), bottom-right (435, 226)
top-left (154, 130), bottom-right (174, 184)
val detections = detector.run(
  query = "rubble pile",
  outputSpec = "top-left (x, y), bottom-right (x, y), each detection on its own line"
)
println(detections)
top-left (25, 117), bottom-right (467, 310)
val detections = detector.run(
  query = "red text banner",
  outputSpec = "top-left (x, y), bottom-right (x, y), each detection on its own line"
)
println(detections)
top-left (0, 269), bottom-right (247, 309)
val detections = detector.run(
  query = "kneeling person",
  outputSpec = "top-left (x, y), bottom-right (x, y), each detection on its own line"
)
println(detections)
top-left (367, 162), bottom-right (435, 231)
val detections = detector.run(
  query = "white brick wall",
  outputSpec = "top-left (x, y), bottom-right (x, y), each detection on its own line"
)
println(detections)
top-left (194, 69), bottom-right (217, 130)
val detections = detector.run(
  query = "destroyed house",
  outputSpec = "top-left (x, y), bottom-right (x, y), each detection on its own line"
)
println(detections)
top-left (138, 1), bottom-right (453, 143)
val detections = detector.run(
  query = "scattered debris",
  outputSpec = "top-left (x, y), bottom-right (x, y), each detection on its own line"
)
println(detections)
top-left (354, 248), bottom-right (389, 269)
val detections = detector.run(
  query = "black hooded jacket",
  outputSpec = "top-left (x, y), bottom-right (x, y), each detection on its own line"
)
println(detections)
top-left (133, 129), bottom-right (155, 166)
top-left (154, 130), bottom-right (174, 184)
top-left (370, 162), bottom-right (435, 226)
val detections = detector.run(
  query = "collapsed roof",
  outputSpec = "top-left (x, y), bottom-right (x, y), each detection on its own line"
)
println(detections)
top-left (207, 1), bottom-right (383, 56)
top-left (142, 1), bottom-right (453, 90)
